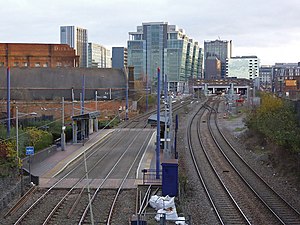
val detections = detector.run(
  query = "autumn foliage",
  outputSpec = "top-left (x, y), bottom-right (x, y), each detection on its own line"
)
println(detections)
top-left (246, 93), bottom-right (300, 153)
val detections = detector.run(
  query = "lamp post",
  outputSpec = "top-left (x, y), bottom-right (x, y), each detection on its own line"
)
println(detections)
top-left (16, 106), bottom-right (37, 195)
top-left (16, 107), bottom-right (38, 162)
top-left (61, 97), bottom-right (65, 151)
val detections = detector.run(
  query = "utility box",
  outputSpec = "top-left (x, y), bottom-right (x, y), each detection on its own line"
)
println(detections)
top-left (162, 159), bottom-right (178, 197)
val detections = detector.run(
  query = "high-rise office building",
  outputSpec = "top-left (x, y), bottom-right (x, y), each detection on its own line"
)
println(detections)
top-left (88, 43), bottom-right (111, 68)
top-left (226, 56), bottom-right (259, 80)
top-left (204, 39), bottom-right (232, 79)
top-left (60, 26), bottom-right (88, 68)
top-left (128, 22), bottom-right (202, 93)
top-left (112, 47), bottom-right (128, 69)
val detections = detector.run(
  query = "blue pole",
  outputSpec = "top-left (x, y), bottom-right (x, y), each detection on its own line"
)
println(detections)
top-left (125, 68), bottom-right (128, 120)
top-left (175, 114), bottom-right (178, 159)
top-left (7, 67), bottom-right (10, 138)
top-left (81, 75), bottom-right (85, 115)
top-left (146, 74), bottom-right (148, 112)
top-left (164, 74), bottom-right (167, 101)
top-left (156, 68), bottom-right (161, 179)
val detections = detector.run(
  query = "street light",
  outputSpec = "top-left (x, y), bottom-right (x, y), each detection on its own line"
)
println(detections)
top-left (16, 106), bottom-right (37, 164)
top-left (16, 106), bottom-right (37, 195)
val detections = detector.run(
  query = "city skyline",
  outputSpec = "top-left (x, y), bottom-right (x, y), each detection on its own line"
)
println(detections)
top-left (0, 0), bottom-right (299, 65)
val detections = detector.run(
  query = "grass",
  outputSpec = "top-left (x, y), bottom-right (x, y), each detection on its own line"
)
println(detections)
top-left (234, 127), bottom-right (246, 132)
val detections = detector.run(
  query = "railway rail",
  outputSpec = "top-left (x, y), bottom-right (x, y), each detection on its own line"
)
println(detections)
top-left (4, 128), bottom-right (153, 224)
top-left (187, 99), bottom-right (250, 224)
top-left (206, 100), bottom-right (300, 224)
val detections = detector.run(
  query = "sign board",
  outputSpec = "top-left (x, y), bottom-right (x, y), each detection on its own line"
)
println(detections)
top-left (26, 146), bottom-right (34, 155)
top-left (285, 79), bottom-right (297, 87)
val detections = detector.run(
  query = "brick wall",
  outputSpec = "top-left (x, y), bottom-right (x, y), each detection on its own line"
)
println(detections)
top-left (0, 43), bottom-right (79, 68)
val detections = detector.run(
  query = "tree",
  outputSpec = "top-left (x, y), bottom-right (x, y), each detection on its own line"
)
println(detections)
top-left (246, 93), bottom-right (300, 153)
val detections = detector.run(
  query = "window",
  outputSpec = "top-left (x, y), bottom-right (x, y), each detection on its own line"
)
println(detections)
top-left (43, 62), bottom-right (48, 67)
top-left (13, 62), bottom-right (19, 67)
top-left (23, 62), bottom-right (28, 67)
top-left (0, 62), bottom-right (4, 67)
top-left (35, 62), bottom-right (41, 67)
top-left (56, 62), bottom-right (62, 67)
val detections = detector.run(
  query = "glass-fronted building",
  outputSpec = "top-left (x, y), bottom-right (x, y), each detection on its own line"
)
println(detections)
top-left (226, 56), bottom-right (260, 80)
top-left (60, 26), bottom-right (88, 68)
top-left (88, 43), bottom-right (111, 68)
top-left (127, 22), bottom-right (202, 93)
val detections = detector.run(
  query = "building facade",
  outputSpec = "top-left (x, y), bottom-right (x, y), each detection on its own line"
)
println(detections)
top-left (88, 43), bottom-right (111, 68)
top-left (272, 63), bottom-right (300, 98)
top-left (112, 47), bottom-right (128, 69)
top-left (0, 43), bottom-right (79, 68)
top-left (204, 40), bottom-right (232, 79)
top-left (127, 22), bottom-right (202, 93)
top-left (226, 56), bottom-right (259, 80)
top-left (60, 26), bottom-right (88, 68)
top-left (205, 56), bottom-right (221, 79)
top-left (259, 65), bottom-right (272, 90)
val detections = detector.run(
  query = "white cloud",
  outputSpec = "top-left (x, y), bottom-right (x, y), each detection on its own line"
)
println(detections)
top-left (0, 0), bottom-right (299, 64)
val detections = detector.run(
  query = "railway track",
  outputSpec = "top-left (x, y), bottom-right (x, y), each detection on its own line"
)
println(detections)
top-left (78, 130), bottom-right (153, 224)
top-left (120, 96), bottom-right (193, 129)
top-left (4, 95), bottom-right (193, 225)
top-left (206, 100), bottom-right (300, 224)
top-left (4, 128), bottom-right (152, 225)
top-left (187, 99), bottom-right (250, 224)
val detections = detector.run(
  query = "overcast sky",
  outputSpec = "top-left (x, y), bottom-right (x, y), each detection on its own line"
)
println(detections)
top-left (1, 0), bottom-right (299, 65)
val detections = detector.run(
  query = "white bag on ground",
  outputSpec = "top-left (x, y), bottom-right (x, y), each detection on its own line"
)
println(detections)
top-left (149, 195), bottom-right (164, 210)
top-left (154, 207), bottom-right (178, 221)
top-left (149, 195), bottom-right (175, 210)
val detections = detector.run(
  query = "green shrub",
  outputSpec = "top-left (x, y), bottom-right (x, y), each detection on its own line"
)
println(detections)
top-left (245, 94), bottom-right (300, 153)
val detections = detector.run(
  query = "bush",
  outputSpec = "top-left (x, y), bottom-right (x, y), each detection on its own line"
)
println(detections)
top-left (26, 127), bottom-right (53, 151)
top-left (245, 93), bottom-right (300, 153)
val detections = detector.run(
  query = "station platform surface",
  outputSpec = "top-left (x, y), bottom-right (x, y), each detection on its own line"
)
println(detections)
top-left (29, 128), bottom-right (159, 188)
top-left (39, 129), bottom-right (114, 178)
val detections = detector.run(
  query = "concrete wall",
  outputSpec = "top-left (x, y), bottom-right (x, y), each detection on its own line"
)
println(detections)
top-left (0, 67), bottom-right (126, 100)
top-left (0, 176), bottom-right (30, 211)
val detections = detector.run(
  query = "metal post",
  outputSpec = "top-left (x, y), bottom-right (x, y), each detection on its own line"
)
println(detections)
top-left (83, 151), bottom-right (94, 225)
top-left (169, 95), bottom-right (173, 155)
top-left (80, 93), bottom-right (83, 115)
top-left (16, 106), bottom-right (23, 195)
top-left (16, 106), bottom-right (19, 168)
top-left (146, 74), bottom-right (148, 112)
top-left (164, 74), bottom-right (167, 101)
top-left (156, 68), bottom-right (161, 179)
top-left (81, 75), bottom-right (85, 115)
top-left (61, 97), bottom-right (65, 150)
top-left (125, 67), bottom-right (129, 120)
top-left (95, 90), bottom-right (98, 111)
top-left (72, 88), bottom-right (76, 143)
top-left (175, 114), bottom-right (178, 159)
top-left (29, 155), bottom-right (31, 183)
top-left (7, 67), bottom-right (10, 137)
top-left (164, 74), bottom-right (168, 157)
top-left (164, 96), bottom-right (167, 157)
